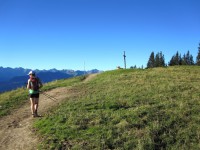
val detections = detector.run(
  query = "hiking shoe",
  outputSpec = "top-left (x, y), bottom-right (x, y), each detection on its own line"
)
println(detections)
top-left (35, 114), bottom-right (42, 117)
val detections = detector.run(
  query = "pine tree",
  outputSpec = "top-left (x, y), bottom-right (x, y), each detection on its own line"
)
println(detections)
top-left (147, 52), bottom-right (155, 68)
top-left (130, 65), bottom-right (137, 69)
top-left (169, 51), bottom-right (182, 66)
top-left (181, 51), bottom-right (194, 65)
top-left (182, 54), bottom-right (187, 65)
top-left (158, 52), bottom-right (165, 67)
top-left (178, 53), bottom-right (182, 65)
top-left (155, 53), bottom-right (160, 67)
top-left (175, 51), bottom-right (182, 65)
top-left (159, 51), bottom-right (165, 67)
top-left (186, 51), bottom-right (190, 65)
top-left (169, 56), bottom-right (175, 66)
top-left (154, 51), bottom-right (165, 67)
top-left (189, 55), bottom-right (194, 65)
top-left (196, 43), bottom-right (200, 65)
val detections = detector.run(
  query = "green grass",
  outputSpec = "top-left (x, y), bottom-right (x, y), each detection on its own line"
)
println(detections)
top-left (0, 76), bottom-right (86, 117)
top-left (0, 88), bottom-right (28, 117)
top-left (33, 66), bottom-right (200, 149)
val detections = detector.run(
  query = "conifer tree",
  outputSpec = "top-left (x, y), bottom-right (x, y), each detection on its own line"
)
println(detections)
top-left (196, 43), bottom-right (200, 65)
top-left (147, 52), bottom-right (155, 68)
top-left (159, 51), bottom-right (166, 67)
top-left (175, 51), bottom-right (182, 65)
top-left (154, 51), bottom-right (165, 67)
top-left (186, 51), bottom-right (190, 65)
top-left (189, 54), bottom-right (194, 65)
top-left (178, 52), bottom-right (182, 65)
top-left (169, 51), bottom-right (182, 66)
top-left (147, 51), bottom-right (165, 68)
top-left (182, 54), bottom-right (187, 65)
top-left (181, 51), bottom-right (194, 65)
top-left (169, 56), bottom-right (175, 66)
top-left (155, 53), bottom-right (160, 67)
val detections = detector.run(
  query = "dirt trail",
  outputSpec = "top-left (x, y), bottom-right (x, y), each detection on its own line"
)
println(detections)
top-left (83, 73), bottom-right (99, 83)
top-left (0, 74), bottom-right (98, 150)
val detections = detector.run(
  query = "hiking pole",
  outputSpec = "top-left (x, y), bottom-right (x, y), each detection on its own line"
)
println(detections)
top-left (41, 92), bottom-right (57, 102)
top-left (43, 92), bottom-right (59, 101)
top-left (39, 91), bottom-right (58, 102)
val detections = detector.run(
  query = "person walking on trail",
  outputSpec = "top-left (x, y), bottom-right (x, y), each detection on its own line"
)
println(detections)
top-left (27, 71), bottom-right (43, 117)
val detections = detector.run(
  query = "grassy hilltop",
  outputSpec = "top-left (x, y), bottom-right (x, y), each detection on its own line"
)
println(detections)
top-left (1, 66), bottom-right (200, 149)
top-left (33, 66), bottom-right (200, 149)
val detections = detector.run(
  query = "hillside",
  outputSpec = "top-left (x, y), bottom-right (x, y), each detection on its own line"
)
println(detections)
top-left (1, 66), bottom-right (200, 149)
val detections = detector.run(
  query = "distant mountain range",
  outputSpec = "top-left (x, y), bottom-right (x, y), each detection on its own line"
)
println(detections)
top-left (0, 67), bottom-right (101, 93)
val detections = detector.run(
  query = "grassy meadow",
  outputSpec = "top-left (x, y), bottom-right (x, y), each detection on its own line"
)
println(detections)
top-left (33, 66), bottom-right (200, 149)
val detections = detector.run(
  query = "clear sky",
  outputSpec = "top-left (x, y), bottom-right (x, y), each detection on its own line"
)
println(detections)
top-left (0, 0), bottom-right (199, 71)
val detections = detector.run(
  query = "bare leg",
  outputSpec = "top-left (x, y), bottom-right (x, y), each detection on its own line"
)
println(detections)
top-left (34, 98), bottom-right (39, 116)
top-left (30, 98), bottom-right (36, 117)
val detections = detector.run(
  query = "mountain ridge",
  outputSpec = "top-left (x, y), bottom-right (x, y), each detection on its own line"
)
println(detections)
top-left (0, 66), bottom-right (101, 93)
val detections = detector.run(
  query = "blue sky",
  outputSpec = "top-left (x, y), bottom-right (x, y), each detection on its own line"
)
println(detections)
top-left (0, 0), bottom-right (199, 71)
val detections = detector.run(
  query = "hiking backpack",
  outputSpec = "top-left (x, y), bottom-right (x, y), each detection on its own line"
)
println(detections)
top-left (29, 77), bottom-right (39, 91)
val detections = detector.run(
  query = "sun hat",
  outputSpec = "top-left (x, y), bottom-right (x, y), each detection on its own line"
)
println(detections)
top-left (28, 70), bottom-right (35, 75)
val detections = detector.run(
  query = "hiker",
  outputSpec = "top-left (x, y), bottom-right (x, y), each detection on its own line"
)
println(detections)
top-left (27, 71), bottom-right (43, 117)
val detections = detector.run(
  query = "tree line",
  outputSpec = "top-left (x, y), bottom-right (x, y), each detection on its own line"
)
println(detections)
top-left (146, 43), bottom-right (200, 68)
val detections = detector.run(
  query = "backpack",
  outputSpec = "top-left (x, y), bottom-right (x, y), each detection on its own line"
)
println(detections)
top-left (29, 77), bottom-right (39, 91)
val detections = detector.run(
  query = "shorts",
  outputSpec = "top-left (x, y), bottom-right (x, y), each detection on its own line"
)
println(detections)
top-left (29, 93), bottom-right (39, 98)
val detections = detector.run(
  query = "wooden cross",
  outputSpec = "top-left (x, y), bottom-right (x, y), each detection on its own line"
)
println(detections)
top-left (123, 51), bottom-right (126, 69)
